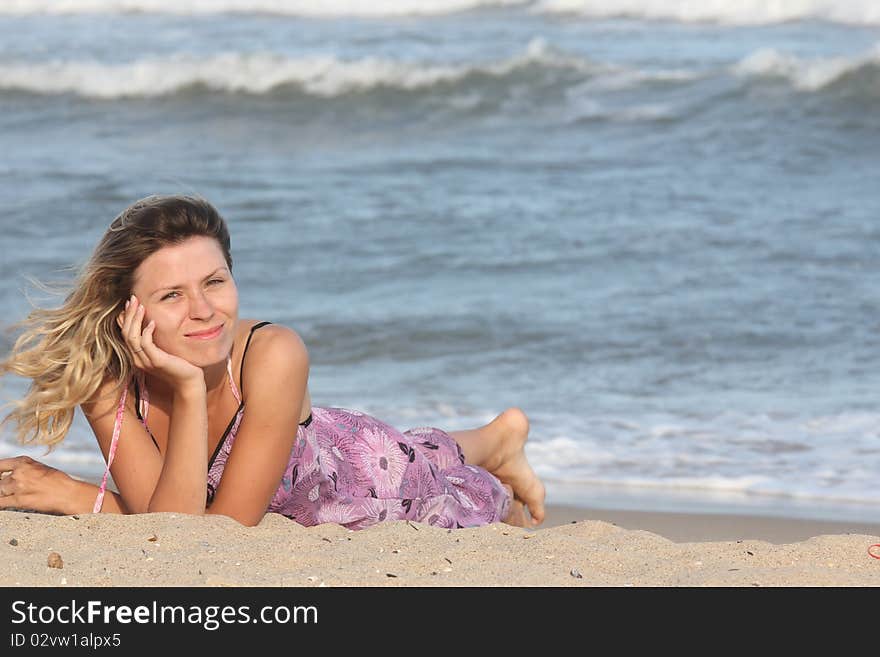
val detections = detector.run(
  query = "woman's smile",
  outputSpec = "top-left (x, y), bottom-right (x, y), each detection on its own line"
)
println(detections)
top-left (185, 324), bottom-right (224, 340)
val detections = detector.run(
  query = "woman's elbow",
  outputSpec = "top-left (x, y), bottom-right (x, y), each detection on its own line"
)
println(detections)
top-left (204, 505), bottom-right (264, 527)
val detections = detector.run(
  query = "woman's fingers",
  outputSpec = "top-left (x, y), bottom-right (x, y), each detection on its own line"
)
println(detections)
top-left (118, 297), bottom-right (201, 385)
top-left (136, 319), bottom-right (157, 367)
top-left (0, 476), bottom-right (15, 497)
top-left (127, 300), bottom-right (145, 347)
top-left (0, 491), bottom-right (18, 509)
top-left (0, 457), bottom-right (25, 503)
top-left (0, 456), bottom-right (19, 474)
top-left (0, 455), bottom-right (33, 474)
top-left (119, 295), bottom-right (151, 367)
top-left (122, 296), bottom-right (137, 334)
top-left (122, 296), bottom-right (136, 336)
top-left (0, 457), bottom-right (64, 512)
top-left (141, 319), bottom-right (156, 351)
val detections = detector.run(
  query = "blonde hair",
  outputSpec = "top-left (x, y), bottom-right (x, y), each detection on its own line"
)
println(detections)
top-left (1, 195), bottom-right (233, 449)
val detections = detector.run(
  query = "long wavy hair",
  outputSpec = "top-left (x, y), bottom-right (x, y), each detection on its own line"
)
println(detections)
top-left (1, 195), bottom-right (233, 449)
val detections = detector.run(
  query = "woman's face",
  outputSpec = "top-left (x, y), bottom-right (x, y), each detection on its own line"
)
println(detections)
top-left (130, 236), bottom-right (238, 367)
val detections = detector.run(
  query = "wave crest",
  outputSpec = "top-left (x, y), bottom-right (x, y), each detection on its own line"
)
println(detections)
top-left (0, 0), bottom-right (529, 17)
top-left (733, 45), bottom-right (880, 93)
top-left (534, 0), bottom-right (880, 26)
top-left (0, 39), bottom-right (596, 99)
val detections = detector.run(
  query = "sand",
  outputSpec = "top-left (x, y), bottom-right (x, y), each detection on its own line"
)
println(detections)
top-left (2, 505), bottom-right (879, 587)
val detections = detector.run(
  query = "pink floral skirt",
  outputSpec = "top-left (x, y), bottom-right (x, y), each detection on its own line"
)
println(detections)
top-left (208, 406), bottom-right (510, 530)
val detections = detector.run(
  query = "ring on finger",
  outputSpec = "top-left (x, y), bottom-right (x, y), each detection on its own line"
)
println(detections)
top-left (132, 348), bottom-right (144, 354)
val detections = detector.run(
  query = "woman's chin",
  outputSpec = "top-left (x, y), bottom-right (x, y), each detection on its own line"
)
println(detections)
top-left (187, 350), bottom-right (228, 368)
top-left (184, 339), bottom-right (234, 367)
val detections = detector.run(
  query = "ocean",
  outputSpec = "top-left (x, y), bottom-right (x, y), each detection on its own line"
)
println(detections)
top-left (2, 0), bottom-right (880, 522)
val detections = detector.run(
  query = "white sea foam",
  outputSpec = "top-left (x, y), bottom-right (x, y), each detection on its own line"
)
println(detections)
top-left (0, 40), bottom-right (705, 103)
top-left (0, 39), bottom-right (596, 99)
top-left (523, 407), bottom-right (880, 513)
top-left (525, 436), bottom-right (617, 476)
top-left (733, 44), bottom-right (880, 91)
top-left (564, 100), bottom-right (679, 124)
top-left (549, 474), bottom-right (880, 508)
top-left (534, 0), bottom-right (880, 26)
top-left (3, 0), bottom-right (880, 24)
top-left (599, 474), bottom-right (772, 494)
top-left (0, 0), bottom-right (529, 17)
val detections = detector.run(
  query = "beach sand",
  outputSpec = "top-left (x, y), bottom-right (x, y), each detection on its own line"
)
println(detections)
top-left (2, 505), bottom-right (878, 586)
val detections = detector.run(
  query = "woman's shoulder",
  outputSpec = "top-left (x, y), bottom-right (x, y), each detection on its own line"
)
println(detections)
top-left (238, 319), bottom-right (306, 348)
top-left (236, 320), bottom-right (309, 371)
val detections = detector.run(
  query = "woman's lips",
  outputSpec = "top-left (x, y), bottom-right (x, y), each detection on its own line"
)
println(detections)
top-left (185, 325), bottom-right (223, 340)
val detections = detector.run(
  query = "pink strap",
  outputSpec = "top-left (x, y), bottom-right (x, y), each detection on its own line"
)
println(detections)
top-left (227, 356), bottom-right (240, 403)
top-left (140, 371), bottom-right (149, 422)
top-left (92, 385), bottom-right (127, 513)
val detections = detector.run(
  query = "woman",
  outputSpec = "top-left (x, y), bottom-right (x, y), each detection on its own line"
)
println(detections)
top-left (0, 195), bottom-right (545, 528)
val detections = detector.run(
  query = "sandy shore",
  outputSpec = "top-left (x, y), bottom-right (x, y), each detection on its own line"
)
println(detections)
top-left (2, 505), bottom-right (878, 587)
top-left (541, 504), bottom-right (880, 544)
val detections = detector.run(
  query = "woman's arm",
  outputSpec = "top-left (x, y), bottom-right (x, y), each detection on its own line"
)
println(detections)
top-left (65, 478), bottom-right (130, 514)
top-left (1, 378), bottom-right (199, 517)
top-left (114, 296), bottom-right (210, 514)
top-left (82, 374), bottom-right (209, 516)
top-left (145, 381), bottom-right (208, 514)
top-left (81, 378), bottom-right (166, 514)
top-left (206, 324), bottom-right (309, 526)
top-left (0, 456), bottom-right (128, 515)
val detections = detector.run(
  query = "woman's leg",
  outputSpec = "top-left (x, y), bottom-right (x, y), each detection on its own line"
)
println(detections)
top-left (449, 407), bottom-right (546, 526)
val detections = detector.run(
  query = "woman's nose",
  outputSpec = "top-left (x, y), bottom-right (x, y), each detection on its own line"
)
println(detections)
top-left (189, 290), bottom-right (214, 319)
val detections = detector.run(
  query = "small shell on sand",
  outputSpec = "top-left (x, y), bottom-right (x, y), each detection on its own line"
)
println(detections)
top-left (47, 552), bottom-right (63, 569)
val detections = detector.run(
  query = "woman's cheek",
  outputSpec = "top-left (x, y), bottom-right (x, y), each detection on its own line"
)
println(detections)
top-left (225, 287), bottom-right (240, 314)
top-left (143, 312), bottom-right (165, 348)
top-left (153, 325), bottom-right (173, 351)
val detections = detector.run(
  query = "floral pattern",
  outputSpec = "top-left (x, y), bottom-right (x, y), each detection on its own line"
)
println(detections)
top-left (207, 406), bottom-right (510, 530)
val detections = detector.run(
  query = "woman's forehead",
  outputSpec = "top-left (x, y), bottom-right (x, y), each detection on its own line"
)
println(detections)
top-left (134, 237), bottom-right (227, 286)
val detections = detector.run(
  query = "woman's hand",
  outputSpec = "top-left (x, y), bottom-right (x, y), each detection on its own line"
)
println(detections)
top-left (0, 456), bottom-right (74, 515)
top-left (118, 295), bottom-right (204, 391)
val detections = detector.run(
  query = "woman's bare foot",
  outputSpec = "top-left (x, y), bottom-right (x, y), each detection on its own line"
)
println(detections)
top-left (483, 408), bottom-right (546, 527)
top-left (501, 484), bottom-right (528, 527)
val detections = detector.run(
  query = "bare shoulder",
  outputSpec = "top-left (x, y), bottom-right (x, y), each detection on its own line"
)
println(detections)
top-left (238, 321), bottom-right (309, 390)
top-left (240, 321), bottom-right (308, 360)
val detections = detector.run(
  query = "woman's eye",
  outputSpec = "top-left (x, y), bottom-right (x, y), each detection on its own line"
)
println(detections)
top-left (160, 280), bottom-right (222, 300)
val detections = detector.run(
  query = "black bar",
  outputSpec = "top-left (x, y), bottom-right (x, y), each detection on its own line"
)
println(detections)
top-left (0, 586), bottom-right (868, 649)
